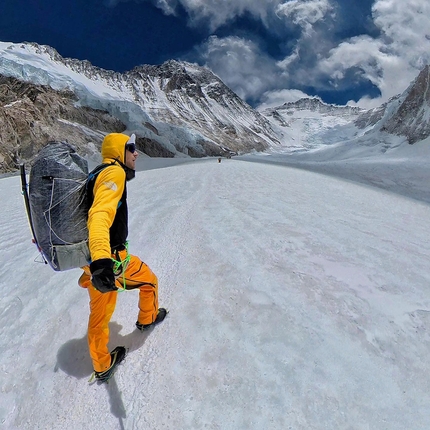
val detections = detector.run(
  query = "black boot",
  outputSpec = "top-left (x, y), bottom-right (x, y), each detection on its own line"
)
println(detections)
top-left (136, 308), bottom-right (168, 332)
top-left (93, 346), bottom-right (126, 383)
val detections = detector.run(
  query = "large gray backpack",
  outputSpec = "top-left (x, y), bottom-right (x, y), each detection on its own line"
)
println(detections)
top-left (21, 142), bottom-right (107, 271)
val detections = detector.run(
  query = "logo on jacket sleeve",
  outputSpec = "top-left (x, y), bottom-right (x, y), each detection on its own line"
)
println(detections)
top-left (103, 181), bottom-right (118, 191)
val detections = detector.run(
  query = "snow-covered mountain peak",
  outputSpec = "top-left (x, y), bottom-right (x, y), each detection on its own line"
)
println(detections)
top-left (352, 65), bottom-right (430, 145)
top-left (0, 41), bottom-right (281, 169)
top-left (268, 97), bottom-right (364, 116)
top-left (2, 41), bottom-right (430, 172)
top-left (1, 41), bottom-right (62, 61)
top-left (260, 97), bottom-right (365, 153)
top-left (379, 65), bottom-right (430, 143)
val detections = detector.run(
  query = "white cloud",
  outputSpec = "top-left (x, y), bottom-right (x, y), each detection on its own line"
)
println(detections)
top-left (276, 0), bottom-right (334, 36)
top-left (373, 0), bottom-right (430, 69)
top-left (316, 36), bottom-right (406, 108)
top-left (147, 0), bottom-right (278, 30)
top-left (258, 89), bottom-right (311, 110)
top-left (105, 0), bottom-right (178, 15)
top-left (318, 36), bottom-right (386, 85)
top-left (111, 0), bottom-right (430, 108)
top-left (192, 1), bottom-right (336, 106)
top-left (310, 0), bottom-right (430, 107)
top-left (199, 36), bottom-right (282, 102)
top-left (170, 0), bottom-right (336, 34)
top-left (152, 0), bottom-right (178, 15)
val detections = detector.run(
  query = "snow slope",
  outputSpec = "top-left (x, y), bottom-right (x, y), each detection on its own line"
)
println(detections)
top-left (1, 157), bottom-right (430, 429)
top-left (241, 135), bottom-right (430, 204)
top-left (261, 98), bottom-right (364, 153)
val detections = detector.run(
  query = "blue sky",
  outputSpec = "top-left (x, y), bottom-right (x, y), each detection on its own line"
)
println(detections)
top-left (1, 0), bottom-right (430, 109)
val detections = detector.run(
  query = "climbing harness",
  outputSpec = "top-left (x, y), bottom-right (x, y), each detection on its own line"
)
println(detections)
top-left (112, 241), bottom-right (131, 292)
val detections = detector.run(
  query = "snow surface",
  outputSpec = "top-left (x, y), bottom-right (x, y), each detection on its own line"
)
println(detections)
top-left (1, 152), bottom-right (430, 429)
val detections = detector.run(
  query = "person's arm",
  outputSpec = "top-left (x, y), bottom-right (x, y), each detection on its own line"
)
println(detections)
top-left (88, 165), bottom-right (125, 292)
top-left (88, 165), bottom-right (125, 260)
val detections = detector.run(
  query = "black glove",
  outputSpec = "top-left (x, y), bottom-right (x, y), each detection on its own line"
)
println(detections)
top-left (90, 259), bottom-right (117, 293)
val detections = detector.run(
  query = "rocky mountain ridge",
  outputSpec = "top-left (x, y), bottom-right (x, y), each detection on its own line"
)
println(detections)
top-left (0, 41), bottom-right (429, 173)
top-left (260, 97), bottom-right (365, 150)
top-left (0, 42), bottom-right (280, 172)
top-left (267, 97), bottom-right (363, 117)
top-left (354, 66), bottom-right (430, 144)
top-left (0, 75), bottom-right (126, 172)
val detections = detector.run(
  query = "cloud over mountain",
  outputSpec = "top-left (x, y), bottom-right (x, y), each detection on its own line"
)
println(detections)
top-left (139, 0), bottom-right (430, 109)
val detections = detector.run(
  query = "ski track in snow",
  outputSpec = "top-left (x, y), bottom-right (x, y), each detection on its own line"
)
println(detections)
top-left (1, 159), bottom-right (430, 429)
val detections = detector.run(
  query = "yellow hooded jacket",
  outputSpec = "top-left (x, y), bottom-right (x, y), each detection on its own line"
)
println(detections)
top-left (88, 133), bottom-right (130, 262)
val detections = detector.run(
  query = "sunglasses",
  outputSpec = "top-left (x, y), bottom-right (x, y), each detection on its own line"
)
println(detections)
top-left (125, 142), bottom-right (136, 153)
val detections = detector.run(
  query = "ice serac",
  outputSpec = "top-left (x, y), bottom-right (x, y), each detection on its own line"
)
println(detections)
top-left (0, 75), bottom-right (126, 173)
top-left (261, 97), bottom-right (364, 151)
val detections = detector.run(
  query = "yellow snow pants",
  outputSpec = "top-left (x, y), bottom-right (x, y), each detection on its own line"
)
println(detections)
top-left (78, 249), bottom-right (159, 372)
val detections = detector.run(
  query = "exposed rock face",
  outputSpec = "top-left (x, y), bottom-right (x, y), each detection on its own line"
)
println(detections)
top-left (354, 102), bottom-right (390, 129)
top-left (123, 60), bottom-right (279, 154)
top-left (0, 76), bottom-right (126, 172)
top-left (381, 66), bottom-right (430, 143)
top-left (355, 66), bottom-right (430, 144)
top-left (0, 74), bottom-right (202, 173)
top-left (136, 136), bottom-right (175, 158)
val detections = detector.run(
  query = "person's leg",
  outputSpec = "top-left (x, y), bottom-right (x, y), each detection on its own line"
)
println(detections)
top-left (117, 252), bottom-right (159, 325)
top-left (87, 284), bottom-right (118, 372)
top-left (137, 275), bottom-right (159, 325)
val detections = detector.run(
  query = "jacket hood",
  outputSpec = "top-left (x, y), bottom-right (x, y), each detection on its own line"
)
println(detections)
top-left (101, 133), bottom-right (130, 164)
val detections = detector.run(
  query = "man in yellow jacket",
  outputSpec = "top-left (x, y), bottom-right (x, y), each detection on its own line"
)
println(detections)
top-left (78, 132), bottom-right (167, 382)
